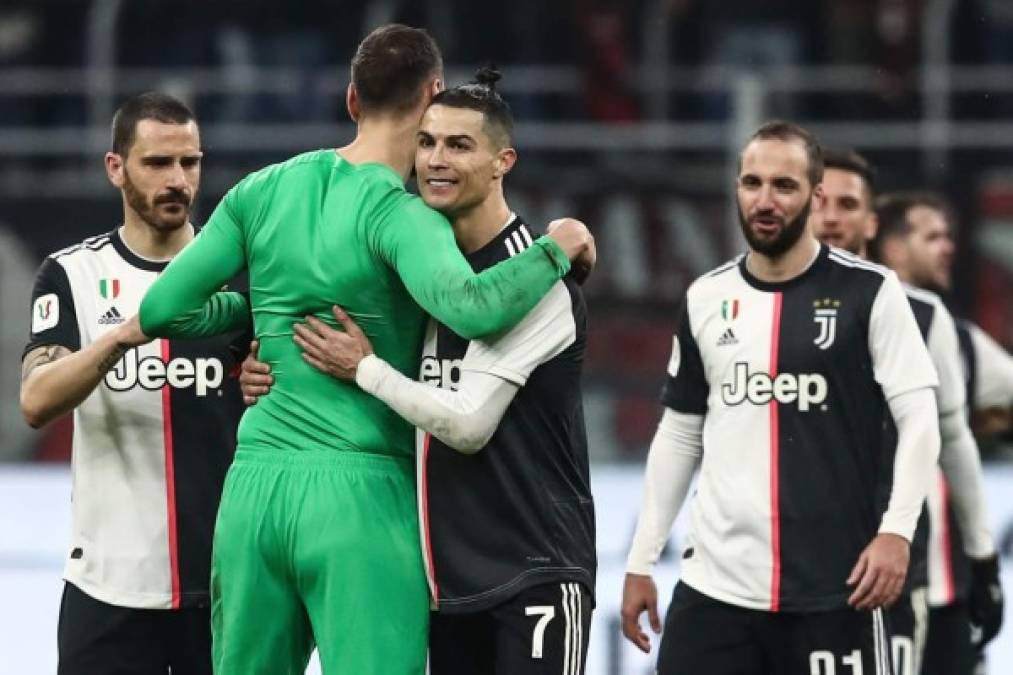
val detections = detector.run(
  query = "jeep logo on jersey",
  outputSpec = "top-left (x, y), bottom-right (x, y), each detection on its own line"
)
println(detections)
top-left (105, 349), bottom-right (224, 396)
top-left (419, 356), bottom-right (461, 391)
top-left (721, 362), bottom-right (829, 411)
top-left (813, 299), bottom-right (840, 350)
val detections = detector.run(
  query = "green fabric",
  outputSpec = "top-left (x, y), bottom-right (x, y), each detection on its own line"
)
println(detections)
top-left (210, 449), bottom-right (428, 675)
top-left (139, 149), bottom-right (570, 458)
top-left (167, 291), bottom-right (250, 337)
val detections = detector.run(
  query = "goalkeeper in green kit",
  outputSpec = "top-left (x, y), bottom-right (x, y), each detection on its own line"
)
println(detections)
top-left (138, 25), bottom-right (595, 675)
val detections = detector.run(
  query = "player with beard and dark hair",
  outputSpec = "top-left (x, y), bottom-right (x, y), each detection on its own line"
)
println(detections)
top-left (872, 193), bottom-right (1005, 675)
top-left (20, 92), bottom-right (248, 675)
top-left (621, 122), bottom-right (941, 674)
top-left (734, 120), bottom-right (823, 258)
top-left (810, 153), bottom-right (1002, 675)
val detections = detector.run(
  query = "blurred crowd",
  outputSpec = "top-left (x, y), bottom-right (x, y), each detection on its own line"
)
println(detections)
top-left (3, 0), bottom-right (1013, 124)
top-left (2, 1), bottom-right (1013, 463)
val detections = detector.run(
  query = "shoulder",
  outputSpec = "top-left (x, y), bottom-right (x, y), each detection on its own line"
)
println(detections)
top-left (824, 247), bottom-right (891, 282)
top-left (376, 188), bottom-right (450, 231)
top-left (902, 284), bottom-right (944, 313)
top-left (822, 248), bottom-right (901, 310)
top-left (685, 254), bottom-right (745, 300)
top-left (48, 231), bottom-right (114, 265)
top-left (233, 149), bottom-right (333, 191)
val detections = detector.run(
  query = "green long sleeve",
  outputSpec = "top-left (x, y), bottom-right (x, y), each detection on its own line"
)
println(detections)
top-left (137, 149), bottom-right (573, 459)
top-left (374, 196), bottom-right (571, 340)
top-left (139, 216), bottom-right (249, 338)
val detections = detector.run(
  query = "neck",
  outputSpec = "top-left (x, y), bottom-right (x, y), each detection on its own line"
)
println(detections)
top-left (747, 234), bottom-right (821, 283)
top-left (120, 213), bottom-right (194, 260)
top-left (893, 266), bottom-right (914, 286)
top-left (337, 113), bottom-right (420, 181)
top-left (452, 188), bottom-right (512, 254)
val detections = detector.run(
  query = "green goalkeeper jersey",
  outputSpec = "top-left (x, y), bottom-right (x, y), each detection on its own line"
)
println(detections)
top-left (140, 149), bottom-right (571, 458)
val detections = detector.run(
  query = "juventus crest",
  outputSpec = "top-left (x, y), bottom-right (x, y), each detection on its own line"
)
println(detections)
top-left (813, 298), bottom-right (840, 350)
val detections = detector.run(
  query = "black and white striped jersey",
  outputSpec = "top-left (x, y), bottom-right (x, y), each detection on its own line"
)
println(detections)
top-left (24, 227), bottom-right (247, 610)
top-left (957, 319), bottom-right (1013, 413)
top-left (900, 287), bottom-right (969, 602)
top-left (417, 215), bottom-right (596, 614)
top-left (661, 244), bottom-right (937, 612)
top-left (891, 283), bottom-right (968, 595)
top-left (930, 318), bottom-right (1013, 607)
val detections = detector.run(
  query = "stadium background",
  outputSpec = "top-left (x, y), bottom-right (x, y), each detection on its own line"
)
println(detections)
top-left (0, 1), bottom-right (1011, 672)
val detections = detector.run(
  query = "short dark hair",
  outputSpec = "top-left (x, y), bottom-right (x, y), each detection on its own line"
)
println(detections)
top-left (869, 191), bottom-right (952, 261)
top-left (430, 65), bottom-right (514, 147)
top-left (822, 147), bottom-right (875, 197)
top-left (745, 120), bottom-right (824, 188)
top-left (351, 24), bottom-right (443, 116)
top-left (111, 92), bottom-right (196, 157)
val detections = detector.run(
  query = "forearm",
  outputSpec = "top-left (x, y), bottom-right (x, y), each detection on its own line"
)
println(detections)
top-left (880, 388), bottom-right (941, 540)
top-left (938, 409), bottom-right (995, 557)
top-left (409, 238), bottom-right (571, 340)
top-left (626, 409), bottom-right (703, 575)
top-left (140, 224), bottom-right (245, 338)
top-left (355, 354), bottom-right (518, 452)
top-left (20, 332), bottom-right (129, 428)
top-left (157, 291), bottom-right (251, 338)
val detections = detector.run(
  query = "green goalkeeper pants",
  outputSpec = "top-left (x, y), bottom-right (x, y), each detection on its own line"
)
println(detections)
top-left (210, 448), bottom-right (429, 674)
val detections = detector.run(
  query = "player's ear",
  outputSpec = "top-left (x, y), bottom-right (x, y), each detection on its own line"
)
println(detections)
top-left (346, 84), bottom-right (361, 123)
top-left (493, 147), bottom-right (517, 180)
top-left (811, 183), bottom-right (826, 212)
top-left (880, 237), bottom-right (906, 267)
top-left (105, 151), bottom-right (125, 188)
top-left (865, 212), bottom-right (879, 242)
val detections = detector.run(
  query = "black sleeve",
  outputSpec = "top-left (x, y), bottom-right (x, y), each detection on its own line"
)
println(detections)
top-left (23, 257), bottom-right (80, 358)
top-left (660, 296), bottom-right (709, 414)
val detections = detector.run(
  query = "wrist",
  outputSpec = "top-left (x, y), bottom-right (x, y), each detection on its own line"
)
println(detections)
top-left (877, 520), bottom-right (914, 544)
top-left (96, 332), bottom-right (131, 374)
top-left (354, 354), bottom-right (385, 392)
top-left (535, 236), bottom-right (572, 274)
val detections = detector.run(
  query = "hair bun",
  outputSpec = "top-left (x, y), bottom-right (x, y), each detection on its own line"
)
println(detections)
top-left (475, 65), bottom-right (502, 89)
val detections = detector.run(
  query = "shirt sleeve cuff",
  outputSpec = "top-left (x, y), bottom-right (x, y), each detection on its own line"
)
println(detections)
top-left (355, 353), bottom-right (388, 394)
top-left (877, 518), bottom-right (915, 543)
top-left (534, 236), bottom-right (572, 276)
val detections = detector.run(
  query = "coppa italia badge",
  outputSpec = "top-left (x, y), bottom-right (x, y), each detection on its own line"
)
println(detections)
top-left (99, 278), bottom-right (121, 300)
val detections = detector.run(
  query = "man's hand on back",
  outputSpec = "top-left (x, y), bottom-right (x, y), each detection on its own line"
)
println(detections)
top-left (239, 340), bottom-right (273, 406)
top-left (292, 306), bottom-right (375, 382)
top-left (547, 218), bottom-right (596, 283)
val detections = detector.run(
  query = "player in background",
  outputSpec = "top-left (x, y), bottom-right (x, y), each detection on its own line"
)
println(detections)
top-left (621, 122), bottom-right (941, 674)
top-left (812, 149), bottom-right (1001, 675)
top-left (19, 92), bottom-right (247, 675)
top-left (957, 321), bottom-right (1013, 439)
top-left (137, 27), bottom-right (595, 675)
top-left (872, 192), bottom-right (1005, 675)
top-left (240, 67), bottom-right (596, 675)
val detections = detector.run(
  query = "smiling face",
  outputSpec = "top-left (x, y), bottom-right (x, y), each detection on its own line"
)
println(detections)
top-left (415, 104), bottom-right (507, 218)
top-left (106, 119), bottom-right (202, 232)
top-left (736, 138), bottom-right (820, 258)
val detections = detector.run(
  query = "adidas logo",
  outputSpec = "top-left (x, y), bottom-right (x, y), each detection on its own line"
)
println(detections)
top-left (98, 306), bottom-right (125, 325)
top-left (717, 328), bottom-right (738, 346)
